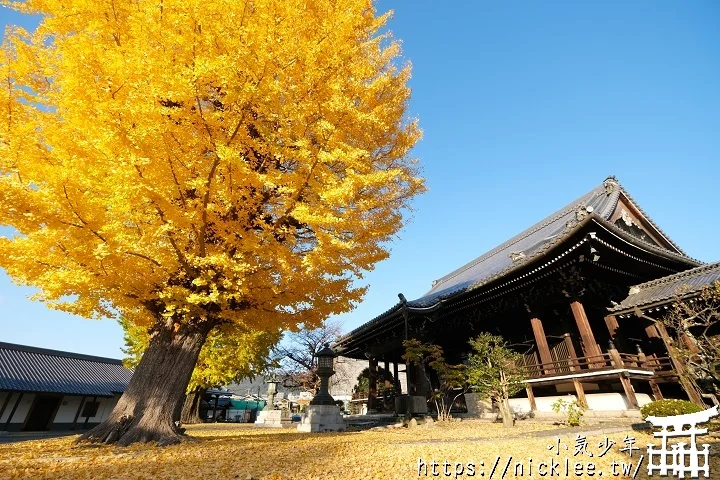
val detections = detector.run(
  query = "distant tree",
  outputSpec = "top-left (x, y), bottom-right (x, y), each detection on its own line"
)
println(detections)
top-left (402, 339), bottom-right (468, 421)
top-left (466, 333), bottom-right (526, 428)
top-left (121, 319), bottom-right (279, 424)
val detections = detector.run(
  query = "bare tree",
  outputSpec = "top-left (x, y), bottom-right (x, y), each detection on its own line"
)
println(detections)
top-left (274, 319), bottom-right (345, 393)
top-left (663, 282), bottom-right (720, 395)
top-left (634, 280), bottom-right (720, 406)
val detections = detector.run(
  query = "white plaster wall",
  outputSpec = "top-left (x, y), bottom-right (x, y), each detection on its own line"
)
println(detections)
top-left (330, 357), bottom-right (408, 396)
top-left (53, 396), bottom-right (85, 423)
top-left (0, 393), bottom-right (35, 424)
top-left (509, 392), bottom-right (654, 414)
top-left (585, 392), bottom-right (653, 411)
top-left (76, 396), bottom-right (118, 423)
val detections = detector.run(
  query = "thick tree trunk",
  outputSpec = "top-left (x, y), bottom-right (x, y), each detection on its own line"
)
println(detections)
top-left (180, 387), bottom-right (207, 425)
top-left (79, 319), bottom-right (215, 446)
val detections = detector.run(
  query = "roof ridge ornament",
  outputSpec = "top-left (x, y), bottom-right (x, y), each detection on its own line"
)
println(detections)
top-left (509, 251), bottom-right (526, 263)
top-left (575, 204), bottom-right (592, 221)
top-left (604, 176), bottom-right (618, 195)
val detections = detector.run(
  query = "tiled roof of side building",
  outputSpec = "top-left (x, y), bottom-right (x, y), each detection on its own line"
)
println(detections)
top-left (610, 262), bottom-right (720, 313)
top-left (0, 342), bottom-right (133, 397)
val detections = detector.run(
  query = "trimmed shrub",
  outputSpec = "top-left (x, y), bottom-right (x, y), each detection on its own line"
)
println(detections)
top-left (640, 399), bottom-right (703, 420)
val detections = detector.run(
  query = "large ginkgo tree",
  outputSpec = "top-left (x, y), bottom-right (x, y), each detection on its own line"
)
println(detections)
top-left (0, 0), bottom-right (423, 445)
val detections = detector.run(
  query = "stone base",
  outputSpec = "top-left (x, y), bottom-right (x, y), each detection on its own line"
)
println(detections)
top-left (296, 405), bottom-right (346, 432)
top-left (395, 395), bottom-right (407, 415)
top-left (464, 393), bottom-right (493, 417)
top-left (407, 395), bottom-right (428, 415)
top-left (255, 409), bottom-right (292, 428)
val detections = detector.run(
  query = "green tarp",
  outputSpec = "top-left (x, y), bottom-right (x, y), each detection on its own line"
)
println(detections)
top-left (229, 399), bottom-right (266, 410)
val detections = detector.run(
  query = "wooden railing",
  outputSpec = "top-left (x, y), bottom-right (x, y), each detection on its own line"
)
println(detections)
top-left (519, 352), bottom-right (675, 380)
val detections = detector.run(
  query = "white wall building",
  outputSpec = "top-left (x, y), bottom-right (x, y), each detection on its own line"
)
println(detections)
top-left (0, 342), bottom-right (132, 432)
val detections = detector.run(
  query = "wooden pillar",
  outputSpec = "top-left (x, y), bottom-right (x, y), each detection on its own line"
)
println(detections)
top-left (570, 299), bottom-right (603, 367)
top-left (637, 346), bottom-right (663, 400)
top-left (572, 379), bottom-right (588, 409)
top-left (618, 375), bottom-right (639, 409)
top-left (3, 393), bottom-right (23, 431)
top-left (609, 341), bottom-right (639, 409)
top-left (71, 396), bottom-right (88, 430)
top-left (563, 334), bottom-right (580, 371)
top-left (526, 385), bottom-right (537, 411)
top-left (393, 361), bottom-right (401, 394)
top-left (383, 359), bottom-right (391, 408)
top-left (608, 341), bottom-right (624, 368)
top-left (530, 317), bottom-right (554, 374)
top-left (368, 357), bottom-right (378, 412)
top-left (83, 396), bottom-right (97, 428)
top-left (604, 314), bottom-right (629, 352)
top-left (0, 392), bottom-right (12, 424)
top-left (649, 380), bottom-right (663, 401)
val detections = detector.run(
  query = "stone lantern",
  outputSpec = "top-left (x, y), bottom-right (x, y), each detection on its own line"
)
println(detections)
top-left (310, 344), bottom-right (336, 406)
top-left (297, 343), bottom-right (346, 432)
top-left (254, 373), bottom-right (291, 428)
top-left (263, 373), bottom-right (280, 411)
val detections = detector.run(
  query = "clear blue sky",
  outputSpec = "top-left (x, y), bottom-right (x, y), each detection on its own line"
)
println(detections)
top-left (1, 1), bottom-right (718, 359)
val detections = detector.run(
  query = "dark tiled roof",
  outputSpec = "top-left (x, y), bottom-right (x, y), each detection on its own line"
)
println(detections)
top-left (415, 176), bottom-right (692, 308)
top-left (0, 342), bottom-right (132, 396)
top-left (610, 262), bottom-right (720, 313)
top-left (336, 177), bottom-right (699, 346)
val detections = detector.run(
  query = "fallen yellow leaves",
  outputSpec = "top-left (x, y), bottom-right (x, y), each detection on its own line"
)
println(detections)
top-left (0, 422), bottom-right (717, 479)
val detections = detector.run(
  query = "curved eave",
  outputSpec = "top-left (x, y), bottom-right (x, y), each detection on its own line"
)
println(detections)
top-left (617, 186), bottom-right (687, 256)
top-left (334, 214), bottom-right (699, 356)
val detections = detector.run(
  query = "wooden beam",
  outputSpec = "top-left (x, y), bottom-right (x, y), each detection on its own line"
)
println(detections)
top-left (645, 324), bottom-right (661, 339)
top-left (570, 299), bottom-right (603, 367)
top-left (526, 385), bottom-right (537, 411)
top-left (530, 317), bottom-right (554, 374)
top-left (653, 322), bottom-right (706, 406)
top-left (618, 375), bottom-right (639, 409)
top-left (604, 314), bottom-right (629, 352)
top-left (573, 379), bottom-right (588, 409)
top-left (0, 392), bottom-right (12, 424)
top-left (71, 396), bottom-right (88, 431)
top-left (3, 393), bottom-right (23, 431)
top-left (604, 314), bottom-right (620, 338)
top-left (649, 380), bottom-right (663, 401)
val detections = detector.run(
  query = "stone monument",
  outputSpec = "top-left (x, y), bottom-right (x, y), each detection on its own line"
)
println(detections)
top-left (255, 374), bottom-right (292, 428)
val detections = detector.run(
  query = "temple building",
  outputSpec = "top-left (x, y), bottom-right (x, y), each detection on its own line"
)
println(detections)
top-left (334, 176), bottom-right (718, 415)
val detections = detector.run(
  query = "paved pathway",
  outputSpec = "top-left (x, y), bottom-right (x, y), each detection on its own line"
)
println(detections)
top-left (401, 422), bottom-right (645, 445)
top-left (0, 431), bottom-right (79, 444)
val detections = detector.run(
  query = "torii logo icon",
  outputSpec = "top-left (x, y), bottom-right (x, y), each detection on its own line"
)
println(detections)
top-left (646, 405), bottom-right (718, 478)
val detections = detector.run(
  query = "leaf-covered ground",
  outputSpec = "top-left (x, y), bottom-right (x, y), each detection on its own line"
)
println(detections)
top-left (0, 421), bottom-right (717, 479)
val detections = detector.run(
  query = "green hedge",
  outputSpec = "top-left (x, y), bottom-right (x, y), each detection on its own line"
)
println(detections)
top-left (640, 399), bottom-right (703, 420)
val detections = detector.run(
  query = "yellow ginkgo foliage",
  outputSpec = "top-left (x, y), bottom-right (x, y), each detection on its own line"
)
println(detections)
top-left (0, 0), bottom-right (423, 445)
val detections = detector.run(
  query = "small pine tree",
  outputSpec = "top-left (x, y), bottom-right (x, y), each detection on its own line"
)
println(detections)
top-left (466, 333), bottom-right (526, 428)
